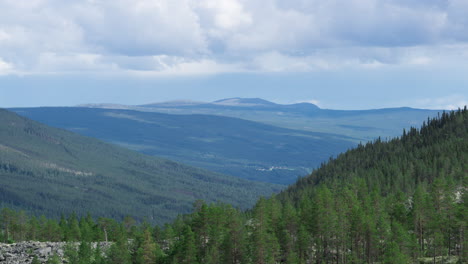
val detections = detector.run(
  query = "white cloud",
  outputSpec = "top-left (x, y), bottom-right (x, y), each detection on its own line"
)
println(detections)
top-left (126, 55), bottom-right (244, 76)
top-left (251, 52), bottom-right (313, 72)
top-left (197, 0), bottom-right (252, 30)
top-left (34, 52), bottom-right (118, 73)
top-left (409, 95), bottom-right (468, 110)
top-left (0, 0), bottom-right (467, 75)
top-left (0, 58), bottom-right (13, 75)
top-left (73, 0), bottom-right (207, 56)
top-left (0, 30), bottom-right (11, 42)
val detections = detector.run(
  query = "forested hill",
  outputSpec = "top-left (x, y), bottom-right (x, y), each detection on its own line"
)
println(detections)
top-left (0, 108), bottom-right (281, 224)
top-left (158, 108), bottom-right (466, 263)
top-left (282, 107), bottom-right (467, 200)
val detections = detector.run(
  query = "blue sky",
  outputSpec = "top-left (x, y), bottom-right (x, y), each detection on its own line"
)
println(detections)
top-left (0, 0), bottom-right (467, 109)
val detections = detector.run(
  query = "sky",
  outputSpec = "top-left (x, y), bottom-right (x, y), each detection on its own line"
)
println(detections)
top-left (0, 0), bottom-right (467, 109)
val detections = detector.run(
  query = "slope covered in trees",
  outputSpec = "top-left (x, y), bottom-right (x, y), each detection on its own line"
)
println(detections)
top-left (1, 108), bottom-right (466, 264)
top-left (159, 108), bottom-right (466, 263)
top-left (0, 109), bottom-right (281, 224)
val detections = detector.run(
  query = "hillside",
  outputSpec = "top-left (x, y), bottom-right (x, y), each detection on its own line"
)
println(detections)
top-left (155, 107), bottom-right (467, 263)
top-left (0, 109), bottom-right (281, 224)
top-left (11, 107), bottom-right (356, 184)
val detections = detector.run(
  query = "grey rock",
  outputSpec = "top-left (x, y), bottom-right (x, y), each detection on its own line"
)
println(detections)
top-left (36, 246), bottom-right (52, 256)
top-left (0, 241), bottom-right (113, 264)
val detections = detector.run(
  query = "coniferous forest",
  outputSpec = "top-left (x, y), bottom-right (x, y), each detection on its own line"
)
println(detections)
top-left (1, 108), bottom-right (467, 263)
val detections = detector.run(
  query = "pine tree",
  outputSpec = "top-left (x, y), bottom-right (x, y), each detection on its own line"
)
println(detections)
top-left (1, 208), bottom-right (15, 243)
top-left (77, 241), bottom-right (93, 264)
top-left (64, 243), bottom-right (79, 264)
top-left (251, 197), bottom-right (280, 264)
top-left (105, 238), bottom-right (131, 264)
top-left (135, 228), bottom-right (161, 264)
top-left (66, 212), bottom-right (81, 241)
top-left (178, 225), bottom-right (198, 264)
top-left (221, 208), bottom-right (246, 264)
top-left (92, 243), bottom-right (106, 264)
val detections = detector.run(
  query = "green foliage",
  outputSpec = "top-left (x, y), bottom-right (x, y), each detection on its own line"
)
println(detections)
top-left (64, 243), bottom-right (79, 264)
top-left (106, 237), bottom-right (131, 264)
top-left (77, 242), bottom-right (93, 264)
top-left (31, 256), bottom-right (40, 264)
top-left (134, 229), bottom-right (161, 264)
top-left (46, 254), bottom-right (61, 264)
top-left (92, 244), bottom-right (106, 264)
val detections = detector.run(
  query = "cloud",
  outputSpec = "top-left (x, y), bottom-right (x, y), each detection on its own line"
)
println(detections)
top-left (0, 0), bottom-right (467, 75)
top-left (197, 0), bottom-right (252, 30)
top-left (408, 95), bottom-right (468, 110)
top-left (130, 55), bottom-right (244, 76)
top-left (73, 0), bottom-right (207, 56)
top-left (34, 53), bottom-right (118, 73)
top-left (0, 58), bottom-right (13, 75)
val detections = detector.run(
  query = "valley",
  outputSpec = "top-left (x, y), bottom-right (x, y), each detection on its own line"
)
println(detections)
top-left (12, 106), bottom-right (356, 185)
top-left (11, 98), bottom-right (440, 185)
top-left (0, 109), bottom-right (281, 224)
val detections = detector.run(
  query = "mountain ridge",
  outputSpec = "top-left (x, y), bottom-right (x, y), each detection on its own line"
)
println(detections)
top-left (75, 98), bottom-right (440, 141)
top-left (78, 97), bottom-right (440, 112)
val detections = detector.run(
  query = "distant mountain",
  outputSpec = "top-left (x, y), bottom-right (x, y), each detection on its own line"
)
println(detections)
top-left (0, 109), bottom-right (281, 224)
top-left (11, 107), bottom-right (356, 185)
top-left (80, 98), bottom-right (440, 141)
top-left (212, 98), bottom-right (278, 107)
top-left (141, 100), bottom-right (205, 107)
top-left (139, 97), bottom-right (320, 112)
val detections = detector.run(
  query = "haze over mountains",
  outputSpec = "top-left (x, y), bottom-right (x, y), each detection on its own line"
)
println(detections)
top-left (81, 97), bottom-right (441, 140)
top-left (0, 109), bottom-right (281, 224)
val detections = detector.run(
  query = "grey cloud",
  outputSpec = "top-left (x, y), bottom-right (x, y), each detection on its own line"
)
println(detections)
top-left (0, 0), bottom-right (467, 74)
top-left (73, 0), bottom-right (207, 56)
top-left (446, 0), bottom-right (468, 41)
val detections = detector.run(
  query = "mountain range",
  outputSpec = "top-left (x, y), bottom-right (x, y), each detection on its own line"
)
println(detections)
top-left (81, 97), bottom-right (441, 140)
top-left (12, 98), bottom-right (441, 184)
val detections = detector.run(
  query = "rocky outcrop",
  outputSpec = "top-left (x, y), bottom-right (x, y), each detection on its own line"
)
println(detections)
top-left (0, 241), bottom-right (111, 264)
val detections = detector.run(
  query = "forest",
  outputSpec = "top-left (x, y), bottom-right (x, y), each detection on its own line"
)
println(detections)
top-left (1, 107), bottom-right (467, 264)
